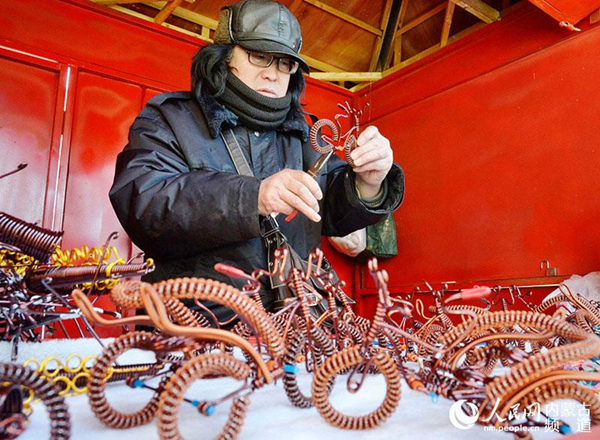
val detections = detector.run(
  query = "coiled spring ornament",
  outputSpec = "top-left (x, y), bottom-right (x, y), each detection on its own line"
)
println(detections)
top-left (0, 362), bottom-right (70, 440)
top-left (72, 276), bottom-right (288, 439)
top-left (285, 102), bottom-right (367, 222)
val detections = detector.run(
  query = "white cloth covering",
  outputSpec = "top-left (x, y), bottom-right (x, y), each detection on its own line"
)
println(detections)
top-left (0, 339), bottom-right (567, 440)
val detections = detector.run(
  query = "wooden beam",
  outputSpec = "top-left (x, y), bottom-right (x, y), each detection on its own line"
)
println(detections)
top-left (348, 83), bottom-right (364, 93)
top-left (106, 2), bottom-right (344, 73)
top-left (303, 0), bottom-right (383, 36)
top-left (96, 0), bottom-right (215, 28)
top-left (451, 0), bottom-right (500, 24)
top-left (146, 1), bottom-right (218, 29)
top-left (369, 0), bottom-right (395, 71)
top-left (440, 1), bottom-right (456, 47)
top-left (398, 2), bottom-right (446, 35)
top-left (391, 0), bottom-right (410, 67)
top-left (381, 19), bottom-right (487, 80)
top-left (110, 5), bottom-right (210, 41)
top-left (310, 72), bottom-right (383, 82)
top-left (153, 0), bottom-right (184, 24)
top-left (302, 54), bottom-right (345, 73)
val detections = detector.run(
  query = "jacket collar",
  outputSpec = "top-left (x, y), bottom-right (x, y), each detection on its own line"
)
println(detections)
top-left (195, 85), bottom-right (310, 142)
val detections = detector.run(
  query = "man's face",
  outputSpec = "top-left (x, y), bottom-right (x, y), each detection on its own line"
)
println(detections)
top-left (228, 46), bottom-right (291, 98)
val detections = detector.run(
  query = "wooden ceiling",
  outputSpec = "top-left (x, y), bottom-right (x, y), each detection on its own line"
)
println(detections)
top-left (89, 1), bottom-right (539, 90)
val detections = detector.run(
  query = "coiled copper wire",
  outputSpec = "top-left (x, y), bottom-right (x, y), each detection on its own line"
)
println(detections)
top-left (307, 103), bottom-right (363, 167)
top-left (440, 310), bottom-right (586, 346)
top-left (0, 213), bottom-right (63, 263)
top-left (496, 370), bottom-right (600, 422)
top-left (309, 119), bottom-right (338, 154)
top-left (87, 331), bottom-right (169, 429)
top-left (163, 298), bottom-right (212, 328)
top-left (312, 345), bottom-right (401, 429)
top-left (156, 353), bottom-right (251, 440)
top-left (282, 322), bottom-right (335, 409)
top-left (342, 133), bottom-right (357, 167)
top-left (485, 336), bottom-right (600, 403)
top-left (336, 319), bottom-right (363, 347)
top-left (0, 384), bottom-right (25, 439)
top-left (0, 362), bottom-right (70, 439)
top-left (435, 310), bottom-right (600, 405)
top-left (533, 293), bottom-right (568, 313)
top-left (111, 278), bottom-right (285, 359)
top-left (572, 294), bottom-right (600, 326)
top-left (572, 309), bottom-right (597, 334)
top-left (27, 263), bottom-right (150, 291)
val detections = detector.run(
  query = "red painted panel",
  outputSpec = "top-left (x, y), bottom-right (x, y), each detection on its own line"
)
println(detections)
top-left (0, 0), bottom-right (200, 90)
top-left (360, 23), bottom-right (600, 291)
top-left (62, 71), bottom-right (143, 259)
top-left (0, 56), bottom-right (58, 224)
top-left (357, 284), bottom-right (560, 321)
top-left (528, 0), bottom-right (600, 24)
top-left (304, 82), bottom-right (354, 119)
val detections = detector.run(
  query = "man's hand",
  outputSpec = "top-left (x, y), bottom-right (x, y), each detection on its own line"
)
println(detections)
top-left (258, 169), bottom-right (323, 222)
top-left (350, 126), bottom-right (393, 199)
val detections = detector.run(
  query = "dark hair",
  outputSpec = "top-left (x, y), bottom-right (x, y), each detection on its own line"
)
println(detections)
top-left (190, 44), bottom-right (306, 113)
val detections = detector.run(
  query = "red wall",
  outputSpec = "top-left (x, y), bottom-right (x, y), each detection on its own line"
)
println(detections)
top-left (355, 5), bottom-right (600, 317)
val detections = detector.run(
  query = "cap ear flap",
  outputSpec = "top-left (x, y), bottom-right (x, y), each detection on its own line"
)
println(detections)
top-left (214, 8), bottom-right (234, 44)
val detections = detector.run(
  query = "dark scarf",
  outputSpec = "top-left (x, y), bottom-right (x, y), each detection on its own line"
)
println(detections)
top-left (218, 73), bottom-right (292, 132)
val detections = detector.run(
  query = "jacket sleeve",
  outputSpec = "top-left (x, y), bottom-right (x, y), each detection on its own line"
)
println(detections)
top-left (320, 154), bottom-right (405, 237)
top-left (109, 114), bottom-right (262, 260)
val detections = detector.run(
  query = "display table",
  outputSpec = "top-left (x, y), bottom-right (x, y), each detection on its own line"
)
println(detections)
top-left (1, 339), bottom-right (565, 440)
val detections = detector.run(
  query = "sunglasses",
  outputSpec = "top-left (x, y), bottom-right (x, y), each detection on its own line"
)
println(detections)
top-left (246, 50), bottom-right (299, 74)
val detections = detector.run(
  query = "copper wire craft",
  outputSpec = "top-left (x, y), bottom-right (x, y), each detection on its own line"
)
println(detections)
top-left (156, 353), bottom-right (252, 440)
top-left (73, 279), bottom-right (285, 438)
top-left (0, 203), bottom-right (154, 352)
top-left (0, 212), bottom-right (63, 263)
top-left (309, 258), bottom-right (600, 434)
top-left (87, 331), bottom-right (185, 429)
top-left (27, 262), bottom-right (151, 291)
top-left (307, 101), bottom-right (367, 167)
top-left (0, 362), bottom-right (71, 439)
top-left (0, 383), bottom-right (25, 440)
top-left (73, 248), bottom-right (367, 438)
top-left (68, 244), bottom-right (600, 439)
top-left (110, 278), bottom-right (285, 359)
top-left (312, 345), bottom-right (401, 429)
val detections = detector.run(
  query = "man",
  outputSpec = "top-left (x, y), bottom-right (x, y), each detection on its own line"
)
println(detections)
top-left (109, 0), bottom-right (405, 323)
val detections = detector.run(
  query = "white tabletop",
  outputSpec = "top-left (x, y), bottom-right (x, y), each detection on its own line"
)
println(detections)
top-left (0, 339), bottom-right (568, 440)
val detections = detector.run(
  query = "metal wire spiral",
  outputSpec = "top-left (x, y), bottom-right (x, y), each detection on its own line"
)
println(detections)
top-left (282, 322), bottom-right (335, 409)
top-left (0, 212), bottom-right (63, 263)
top-left (0, 362), bottom-right (70, 439)
top-left (312, 345), bottom-right (401, 430)
top-left (112, 278), bottom-right (286, 359)
top-left (156, 353), bottom-right (251, 440)
top-left (87, 331), bottom-right (170, 429)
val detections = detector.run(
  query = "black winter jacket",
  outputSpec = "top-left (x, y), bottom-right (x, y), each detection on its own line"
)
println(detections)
top-left (109, 88), bottom-right (405, 313)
